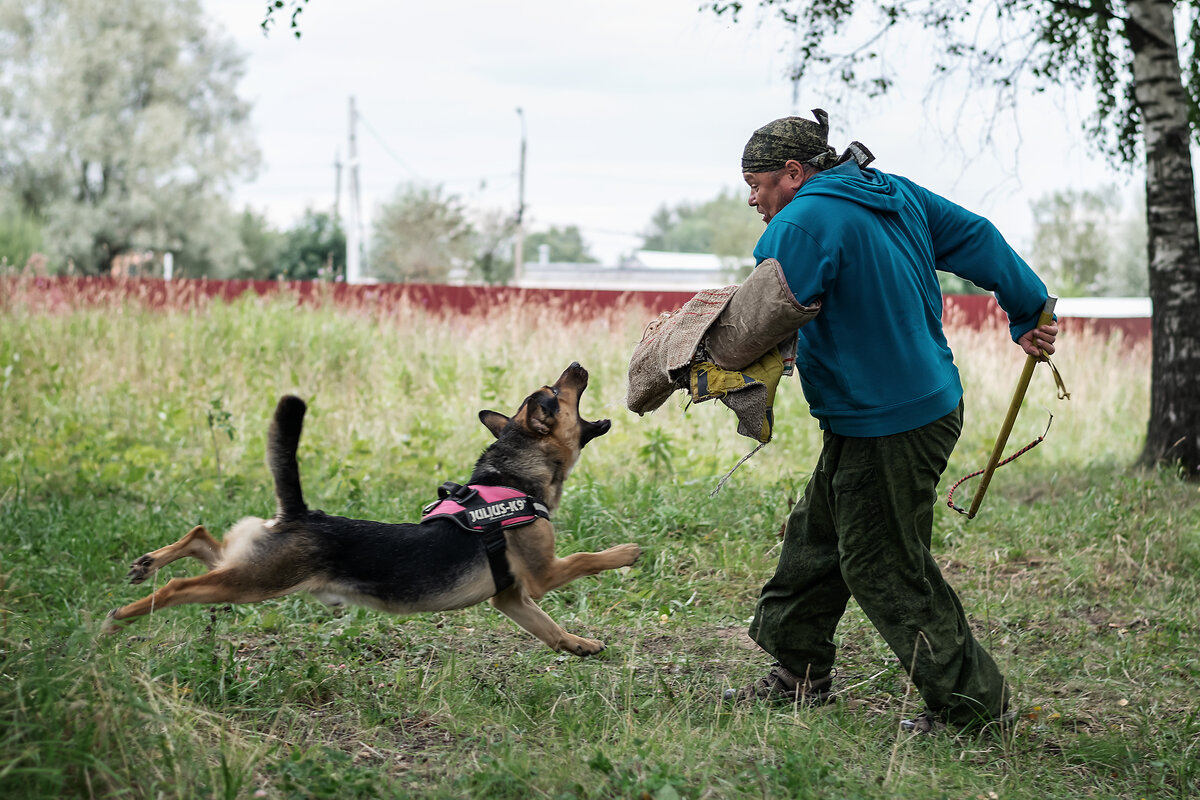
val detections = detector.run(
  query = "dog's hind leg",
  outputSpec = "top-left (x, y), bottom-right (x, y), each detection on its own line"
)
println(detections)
top-left (105, 569), bottom-right (285, 633)
top-left (489, 586), bottom-right (607, 656)
top-left (127, 525), bottom-right (225, 584)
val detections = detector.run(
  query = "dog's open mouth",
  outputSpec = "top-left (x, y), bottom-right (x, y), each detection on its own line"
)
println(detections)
top-left (582, 416), bottom-right (611, 445)
top-left (554, 362), bottom-right (611, 445)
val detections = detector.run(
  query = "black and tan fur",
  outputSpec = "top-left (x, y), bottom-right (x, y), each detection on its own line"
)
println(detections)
top-left (106, 363), bottom-right (642, 655)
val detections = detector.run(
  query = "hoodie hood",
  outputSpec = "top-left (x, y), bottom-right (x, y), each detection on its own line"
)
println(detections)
top-left (795, 161), bottom-right (904, 214)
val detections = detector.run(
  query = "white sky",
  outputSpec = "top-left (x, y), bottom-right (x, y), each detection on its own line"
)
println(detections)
top-left (204, 0), bottom-right (1148, 265)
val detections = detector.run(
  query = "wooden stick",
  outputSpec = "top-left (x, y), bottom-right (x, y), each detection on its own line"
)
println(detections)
top-left (967, 295), bottom-right (1058, 519)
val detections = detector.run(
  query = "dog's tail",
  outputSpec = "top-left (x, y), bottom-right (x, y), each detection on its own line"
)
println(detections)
top-left (268, 395), bottom-right (308, 518)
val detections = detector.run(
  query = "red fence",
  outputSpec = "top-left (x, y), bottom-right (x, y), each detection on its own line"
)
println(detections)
top-left (2, 275), bottom-right (1150, 341)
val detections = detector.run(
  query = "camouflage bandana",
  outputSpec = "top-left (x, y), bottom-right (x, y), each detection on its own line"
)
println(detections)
top-left (741, 109), bottom-right (875, 173)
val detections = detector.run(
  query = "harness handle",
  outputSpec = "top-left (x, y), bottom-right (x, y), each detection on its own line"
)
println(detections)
top-left (437, 481), bottom-right (478, 502)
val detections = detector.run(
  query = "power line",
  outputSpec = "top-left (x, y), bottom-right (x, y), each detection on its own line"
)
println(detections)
top-left (355, 109), bottom-right (424, 180)
top-left (355, 109), bottom-right (516, 189)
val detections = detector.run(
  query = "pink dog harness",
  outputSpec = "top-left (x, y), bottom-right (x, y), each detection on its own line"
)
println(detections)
top-left (421, 482), bottom-right (550, 592)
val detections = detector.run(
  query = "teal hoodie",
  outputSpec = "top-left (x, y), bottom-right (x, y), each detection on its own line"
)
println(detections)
top-left (753, 161), bottom-right (1048, 437)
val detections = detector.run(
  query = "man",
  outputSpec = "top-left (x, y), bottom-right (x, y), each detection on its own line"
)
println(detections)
top-left (724, 109), bottom-right (1058, 735)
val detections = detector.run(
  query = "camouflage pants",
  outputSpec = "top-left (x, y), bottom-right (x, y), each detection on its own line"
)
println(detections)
top-left (748, 402), bottom-right (1010, 724)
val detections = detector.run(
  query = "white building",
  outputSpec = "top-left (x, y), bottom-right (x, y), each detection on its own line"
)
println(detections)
top-left (516, 249), bottom-right (749, 292)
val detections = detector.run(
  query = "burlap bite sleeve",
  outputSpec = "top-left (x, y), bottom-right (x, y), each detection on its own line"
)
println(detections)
top-left (705, 258), bottom-right (820, 371)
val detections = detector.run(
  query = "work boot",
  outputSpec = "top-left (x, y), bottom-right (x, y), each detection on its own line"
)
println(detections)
top-left (723, 664), bottom-right (833, 705)
top-left (899, 711), bottom-right (947, 735)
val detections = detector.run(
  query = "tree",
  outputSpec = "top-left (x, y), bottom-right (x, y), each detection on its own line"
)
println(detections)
top-left (0, 0), bottom-right (260, 275)
top-left (471, 208), bottom-right (515, 285)
top-left (370, 184), bottom-right (475, 283)
top-left (641, 188), bottom-right (762, 262)
top-left (1106, 192), bottom-right (1151, 297)
top-left (711, 0), bottom-right (1200, 475)
top-left (642, 205), bottom-right (713, 254)
top-left (277, 210), bottom-right (344, 280)
top-left (1029, 188), bottom-right (1149, 297)
top-left (168, 199), bottom-right (262, 279)
top-left (525, 225), bottom-right (598, 264)
top-left (234, 209), bottom-right (285, 280)
top-left (0, 193), bottom-right (43, 271)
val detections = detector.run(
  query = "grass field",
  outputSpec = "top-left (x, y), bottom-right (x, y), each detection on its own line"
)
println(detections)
top-left (2, 279), bottom-right (1197, 799)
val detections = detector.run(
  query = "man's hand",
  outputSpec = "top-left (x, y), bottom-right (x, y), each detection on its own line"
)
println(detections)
top-left (1018, 322), bottom-right (1058, 358)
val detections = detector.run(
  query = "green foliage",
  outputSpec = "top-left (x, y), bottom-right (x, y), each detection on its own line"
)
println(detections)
top-left (471, 207), bottom-right (515, 284)
top-left (277, 209), bottom-right (346, 280)
top-left (525, 224), bottom-right (598, 263)
top-left (0, 200), bottom-right (43, 271)
top-left (370, 184), bottom-right (475, 282)
top-left (1032, 186), bottom-right (1118, 295)
top-left (480, 364), bottom-right (508, 405)
top-left (262, 0), bottom-right (310, 38)
top-left (274, 746), bottom-right (390, 799)
top-left (641, 188), bottom-right (762, 261)
top-left (206, 397), bottom-right (237, 480)
top-left (638, 426), bottom-right (682, 475)
top-left (235, 208), bottom-right (286, 279)
top-left (0, 0), bottom-right (260, 275)
top-left (1030, 187), bottom-right (1149, 297)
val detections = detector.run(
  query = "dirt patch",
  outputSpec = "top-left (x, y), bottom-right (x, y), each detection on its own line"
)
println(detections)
top-left (712, 626), bottom-right (759, 650)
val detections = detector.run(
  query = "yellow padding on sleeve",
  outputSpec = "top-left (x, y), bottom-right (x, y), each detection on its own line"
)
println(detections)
top-left (689, 347), bottom-right (785, 443)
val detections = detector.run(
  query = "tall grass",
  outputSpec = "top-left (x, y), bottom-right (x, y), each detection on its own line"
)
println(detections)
top-left (1, 279), bottom-right (1196, 799)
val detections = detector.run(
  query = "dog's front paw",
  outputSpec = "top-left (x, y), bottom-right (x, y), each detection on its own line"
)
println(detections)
top-left (565, 636), bottom-right (606, 657)
top-left (127, 555), bottom-right (156, 584)
top-left (612, 543), bottom-right (642, 567)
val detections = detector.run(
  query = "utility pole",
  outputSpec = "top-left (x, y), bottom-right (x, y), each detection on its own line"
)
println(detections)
top-left (333, 147), bottom-right (342, 226)
top-left (513, 107), bottom-right (527, 285)
top-left (346, 96), bottom-right (366, 284)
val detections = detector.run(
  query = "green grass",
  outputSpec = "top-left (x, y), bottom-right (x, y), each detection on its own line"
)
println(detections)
top-left (1, 283), bottom-right (1197, 798)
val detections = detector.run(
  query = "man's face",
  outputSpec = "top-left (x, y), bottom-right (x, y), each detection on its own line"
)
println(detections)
top-left (743, 164), bottom-right (805, 224)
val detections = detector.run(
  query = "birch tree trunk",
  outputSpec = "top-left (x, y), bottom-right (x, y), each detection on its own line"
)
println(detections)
top-left (1127, 0), bottom-right (1200, 475)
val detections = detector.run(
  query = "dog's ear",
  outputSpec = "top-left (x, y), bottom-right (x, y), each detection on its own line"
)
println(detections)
top-left (479, 410), bottom-right (509, 438)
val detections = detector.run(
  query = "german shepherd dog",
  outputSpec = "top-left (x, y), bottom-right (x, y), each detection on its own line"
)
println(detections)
top-left (106, 363), bottom-right (642, 655)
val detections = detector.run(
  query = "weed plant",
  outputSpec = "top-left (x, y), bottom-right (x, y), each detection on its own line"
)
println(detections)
top-left (1, 277), bottom-right (1197, 798)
